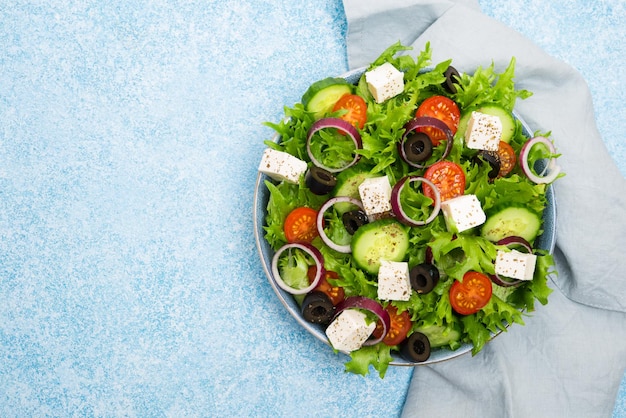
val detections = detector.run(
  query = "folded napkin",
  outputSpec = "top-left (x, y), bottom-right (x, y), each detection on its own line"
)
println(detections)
top-left (342, 1), bottom-right (626, 416)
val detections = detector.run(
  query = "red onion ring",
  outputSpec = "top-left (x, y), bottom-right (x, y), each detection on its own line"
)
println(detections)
top-left (490, 236), bottom-right (533, 287)
top-left (399, 116), bottom-right (454, 169)
top-left (425, 246), bottom-right (434, 264)
top-left (520, 136), bottom-right (561, 184)
top-left (271, 242), bottom-right (325, 295)
top-left (497, 236), bottom-right (533, 250)
top-left (316, 196), bottom-right (364, 253)
top-left (334, 296), bottom-right (391, 346)
top-left (390, 176), bottom-right (441, 227)
top-left (306, 117), bottom-right (362, 173)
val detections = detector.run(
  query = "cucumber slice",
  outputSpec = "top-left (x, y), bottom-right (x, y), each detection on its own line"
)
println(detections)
top-left (333, 166), bottom-right (377, 213)
top-left (414, 324), bottom-right (462, 348)
top-left (457, 104), bottom-right (516, 143)
top-left (481, 206), bottom-right (541, 243)
top-left (351, 219), bottom-right (409, 275)
top-left (301, 77), bottom-right (352, 119)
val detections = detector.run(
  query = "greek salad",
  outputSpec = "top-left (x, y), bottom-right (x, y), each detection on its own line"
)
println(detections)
top-left (257, 42), bottom-right (562, 377)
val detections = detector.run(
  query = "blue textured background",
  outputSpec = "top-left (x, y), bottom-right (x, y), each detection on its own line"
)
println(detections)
top-left (0, 0), bottom-right (623, 416)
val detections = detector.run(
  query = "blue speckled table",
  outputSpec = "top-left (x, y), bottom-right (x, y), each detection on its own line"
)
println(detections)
top-left (0, 1), bottom-right (623, 416)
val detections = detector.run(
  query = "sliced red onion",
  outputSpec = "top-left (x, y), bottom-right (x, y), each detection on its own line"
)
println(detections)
top-left (390, 176), bottom-right (441, 226)
top-left (271, 242), bottom-right (325, 295)
top-left (520, 136), bottom-right (561, 184)
top-left (399, 116), bottom-right (454, 169)
top-left (490, 236), bottom-right (533, 287)
top-left (425, 246), bottom-right (434, 264)
top-left (334, 296), bottom-right (390, 346)
top-left (316, 196), bottom-right (364, 253)
top-left (497, 236), bottom-right (533, 251)
top-left (306, 117), bottom-right (362, 173)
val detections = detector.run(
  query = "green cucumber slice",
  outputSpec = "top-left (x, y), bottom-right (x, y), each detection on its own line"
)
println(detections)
top-left (457, 104), bottom-right (516, 143)
top-left (414, 324), bottom-right (462, 348)
top-left (481, 206), bottom-right (541, 243)
top-left (301, 77), bottom-right (352, 119)
top-left (332, 166), bottom-right (377, 213)
top-left (351, 219), bottom-right (409, 275)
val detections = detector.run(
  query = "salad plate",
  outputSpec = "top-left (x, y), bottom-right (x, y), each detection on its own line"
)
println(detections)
top-left (254, 55), bottom-right (558, 369)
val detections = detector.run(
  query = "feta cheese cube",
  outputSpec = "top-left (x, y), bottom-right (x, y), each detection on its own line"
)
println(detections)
top-left (464, 111), bottom-right (502, 151)
top-left (325, 309), bottom-right (376, 352)
top-left (358, 176), bottom-right (392, 221)
top-left (441, 194), bottom-right (486, 233)
top-left (365, 62), bottom-right (404, 103)
top-left (258, 148), bottom-right (307, 184)
top-left (377, 260), bottom-right (412, 301)
top-left (495, 249), bottom-right (537, 281)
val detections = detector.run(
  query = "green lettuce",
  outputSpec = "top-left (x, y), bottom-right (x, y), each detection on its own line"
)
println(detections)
top-left (452, 57), bottom-right (532, 111)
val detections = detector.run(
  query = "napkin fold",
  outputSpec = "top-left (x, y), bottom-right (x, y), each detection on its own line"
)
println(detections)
top-left (342, 0), bottom-right (626, 416)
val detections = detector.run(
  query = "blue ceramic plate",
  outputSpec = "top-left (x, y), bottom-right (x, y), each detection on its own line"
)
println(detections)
top-left (254, 67), bottom-right (557, 366)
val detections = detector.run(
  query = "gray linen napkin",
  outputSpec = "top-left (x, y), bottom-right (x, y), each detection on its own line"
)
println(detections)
top-left (342, 0), bottom-right (626, 416)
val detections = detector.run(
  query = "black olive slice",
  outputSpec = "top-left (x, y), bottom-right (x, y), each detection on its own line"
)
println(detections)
top-left (301, 291), bottom-right (335, 325)
top-left (342, 209), bottom-right (369, 235)
top-left (443, 66), bottom-right (461, 94)
top-left (409, 263), bottom-right (440, 294)
top-left (476, 150), bottom-right (501, 179)
top-left (305, 166), bottom-right (337, 195)
top-left (400, 332), bottom-right (431, 362)
top-left (402, 132), bottom-right (433, 163)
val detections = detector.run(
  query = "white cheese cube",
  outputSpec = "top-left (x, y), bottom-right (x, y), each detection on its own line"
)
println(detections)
top-left (258, 148), bottom-right (307, 184)
top-left (365, 62), bottom-right (404, 103)
top-left (325, 309), bottom-right (376, 352)
top-left (377, 260), bottom-right (412, 301)
top-left (495, 249), bottom-right (537, 281)
top-left (464, 111), bottom-right (502, 151)
top-left (441, 194), bottom-right (486, 233)
top-left (358, 176), bottom-right (392, 221)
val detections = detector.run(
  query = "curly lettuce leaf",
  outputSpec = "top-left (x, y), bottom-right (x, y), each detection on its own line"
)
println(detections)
top-left (429, 231), bottom-right (498, 281)
top-left (263, 104), bottom-right (314, 161)
top-left (277, 247), bottom-right (314, 290)
top-left (263, 180), bottom-right (326, 249)
top-left (344, 343), bottom-right (393, 378)
top-left (461, 314), bottom-right (492, 355)
top-left (480, 294), bottom-right (525, 332)
top-left (308, 127), bottom-right (362, 171)
top-left (466, 170), bottom-right (548, 215)
top-left (453, 57), bottom-right (532, 111)
top-left (369, 41), bottom-right (415, 70)
top-left (508, 251), bottom-right (555, 310)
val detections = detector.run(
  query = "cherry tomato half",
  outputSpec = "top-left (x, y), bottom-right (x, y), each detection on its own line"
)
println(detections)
top-left (307, 266), bottom-right (345, 306)
top-left (284, 207), bottom-right (319, 243)
top-left (415, 95), bottom-right (461, 146)
top-left (372, 305), bottom-right (412, 346)
top-left (333, 94), bottom-right (367, 130)
top-left (497, 141), bottom-right (516, 177)
top-left (449, 271), bottom-right (493, 315)
top-left (423, 161), bottom-right (466, 202)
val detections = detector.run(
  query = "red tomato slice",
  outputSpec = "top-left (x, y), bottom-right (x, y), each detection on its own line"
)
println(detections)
top-left (332, 94), bottom-right (367, 130)
top-left (449, 271), bottom-right (493, 315)
top-left (415, 95), bottom-right (460, 146)
top-left (284, 207), bottom-right (319, 243)
top-left (371, 305), bottom-right (412, 346)
top-left (423, 161), bottom-right (466, 202)
top-left (497, 141), bottom-right (516, 177)
top-left (307, 266), bottom-right (345, 306)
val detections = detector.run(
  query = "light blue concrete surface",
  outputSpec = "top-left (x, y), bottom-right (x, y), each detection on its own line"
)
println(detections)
top-left (0, 1), bottom-right (623, 417)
